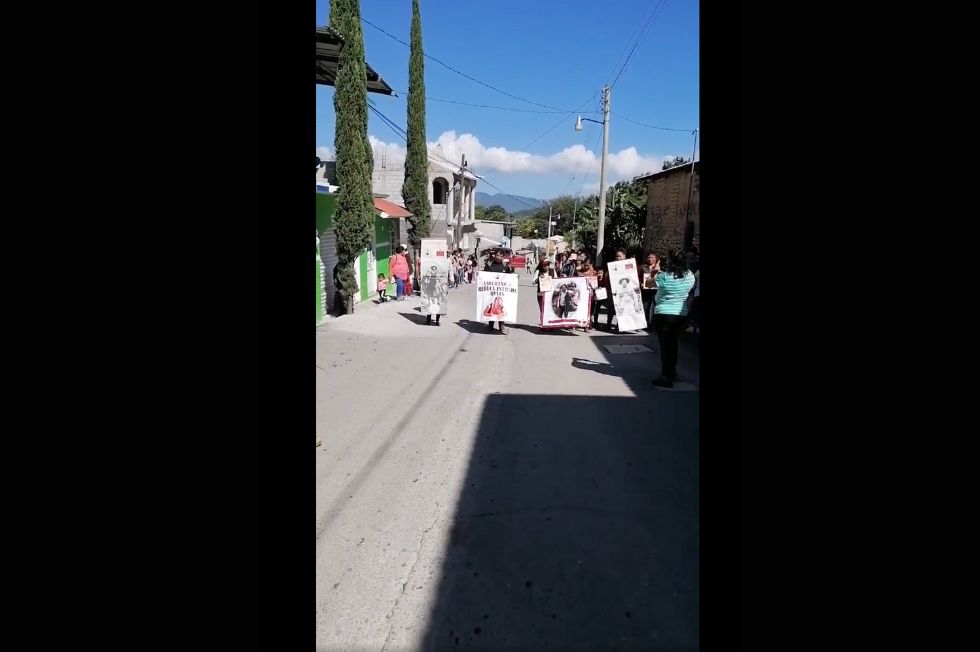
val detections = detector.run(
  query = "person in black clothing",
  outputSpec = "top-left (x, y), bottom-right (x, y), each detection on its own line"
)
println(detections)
top-left (535, 258), bottom-right (559, 318)
top-left (560, 253), bottom-right (577, 278)
top-left (484, 251), bottom-right (513, 334)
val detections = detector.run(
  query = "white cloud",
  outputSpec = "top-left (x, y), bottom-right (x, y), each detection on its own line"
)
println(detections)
top-left (430, 131), bottom-right (671, 181)
top-left (369, 135), bottom-right (405, 164)
top-left (316, 146), bottom-right (334, 161)
top-left (357, 131), bottom-right (675, 185)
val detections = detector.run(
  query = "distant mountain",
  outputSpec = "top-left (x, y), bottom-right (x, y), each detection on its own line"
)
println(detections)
top-left (475, 192), bottom-right (544, 214)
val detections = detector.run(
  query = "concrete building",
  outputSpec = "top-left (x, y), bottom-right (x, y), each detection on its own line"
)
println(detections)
top-left (636, 161), bottom-right (700, 256)
top-left (368, 144), bottom-right (479, 249)
top-left (471, 220), bottom-right (514, 253)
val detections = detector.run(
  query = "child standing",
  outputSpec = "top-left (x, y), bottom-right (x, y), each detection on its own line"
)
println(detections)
top-left (377, 274), bottom-right (389, 302)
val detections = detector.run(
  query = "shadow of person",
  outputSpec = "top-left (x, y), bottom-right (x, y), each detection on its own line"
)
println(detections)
top-left (571, 356), bottom-right (621, 377)
top-left (396, 312), bottom-right (430, 325)
top-left (507, 322), bottom-right (578, 336)
top-left (455, 319), bottom-right (501, 334)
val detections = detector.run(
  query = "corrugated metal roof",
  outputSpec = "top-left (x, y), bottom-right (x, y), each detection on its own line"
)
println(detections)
top-left (316, 25), bottom-right (394, 96)
top-left (634, 160), bottom-right (700, 183)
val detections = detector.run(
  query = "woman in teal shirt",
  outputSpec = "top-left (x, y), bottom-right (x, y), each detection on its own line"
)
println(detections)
top-left (652, 250), bottom-right (697, 388)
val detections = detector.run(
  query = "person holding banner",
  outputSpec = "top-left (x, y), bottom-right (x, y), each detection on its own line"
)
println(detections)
top-left (651, 249), bottom-right (697, 388)
top-left (641, 252), bottom-right (661, 324)
top-left (591, 269), bottom-right (606, 329)
top-left (484, 251), bottom-right (514, 334)
top-left (534, 259), bottom-right (558, 314)
top-left (580, 261), bottom-right (598, 332)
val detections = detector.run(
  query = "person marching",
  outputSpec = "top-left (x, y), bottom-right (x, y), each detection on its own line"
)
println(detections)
top-left (651, 249), bottom-right (697, 388)
top-left (534, 258), bottom-right (559, 318)
top-left (561, 253), bottom-right (577, 279)
top-left (484, 250), bottom-right (514, 334)
top-left (641, 252), bottom-right (660, 325)
top-left (388, 246), bottom-right (411, 301)
top-left (579, 260), bottom-right (597, 332)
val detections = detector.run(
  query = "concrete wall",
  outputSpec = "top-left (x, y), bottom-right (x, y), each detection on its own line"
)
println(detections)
top-left (643, 165), bottom-right (700, 256)
top-left (370, 149), bottom-right (477, 247)
top-left (320, 153), bottom-right (479, 250)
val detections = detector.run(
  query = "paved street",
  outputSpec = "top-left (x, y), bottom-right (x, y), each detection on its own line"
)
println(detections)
top-left (316, 270), bottom-right (699, 652)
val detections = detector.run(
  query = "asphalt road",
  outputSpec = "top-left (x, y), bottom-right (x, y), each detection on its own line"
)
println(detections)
top-left (316, 271), bottom-right (699, 651)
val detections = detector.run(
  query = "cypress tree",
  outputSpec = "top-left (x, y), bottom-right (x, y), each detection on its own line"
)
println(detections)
top-left (401, 0), bottom-right (431, 249)
top-left (331, 0), bottom-right (375, 313)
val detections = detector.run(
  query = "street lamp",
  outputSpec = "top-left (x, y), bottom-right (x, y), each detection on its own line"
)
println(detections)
top-left (575, 84), bottom-right (611, 267)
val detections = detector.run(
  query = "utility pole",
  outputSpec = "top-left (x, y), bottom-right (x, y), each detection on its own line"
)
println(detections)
top-left (683, 129), bottom-right (698, 251)
top-left (547, 202), bottom-right (553, 261)
top-left (595, 84), bottom-right (611, 268)
top-left (455, 153), bottom-right (466, 250)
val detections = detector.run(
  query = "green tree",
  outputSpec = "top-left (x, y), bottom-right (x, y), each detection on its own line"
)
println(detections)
top-left (566, 179), bottom-right (648, 261)
top-left (331, 0), bottom-right (375, 313)
top-left (481, 204), bottom-right (510, 222)
top-left (522, 196), bottom-right (571, 232)
top-left (401, 0), bottom-right (430, 249)
top-left (662, 156), bottom-right (691, 171)
top-left (515, 217), bottom-right (539, 238)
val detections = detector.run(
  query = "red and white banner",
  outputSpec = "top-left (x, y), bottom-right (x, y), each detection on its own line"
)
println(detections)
top-left (476, 271), bottom-right (519, 323)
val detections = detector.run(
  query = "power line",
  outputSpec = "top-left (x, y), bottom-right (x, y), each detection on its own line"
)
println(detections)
top-left (610, 0), bottom-right (670, 89)
top-left (576, 132), bottom-right (605, 199)
top-left (469, 175), bottom-right (542, 212)
top-left (362, 17), bottom-right (580, 113)
top-left (558, 128), bottom-right (601, 197)
top-left (368, 103), bottom-right (537, 212)
top-left (606, 0), bottom-right (662, 86)
top-left (612, 111), bottom-right (695, 132)
top-left (477, 94), bottom-right (597, 178)
top-left (390, 92), bottom-right (582, 114)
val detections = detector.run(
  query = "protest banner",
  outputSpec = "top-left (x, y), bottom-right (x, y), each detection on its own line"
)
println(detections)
top-left (607, 258), bottom-right (647, 331)
top-left (540, 276), bottom-right (590, 329)
top-left (420, 238), bottom-right (449, 315)
top-left (476, 271), bottom-right (519, 323)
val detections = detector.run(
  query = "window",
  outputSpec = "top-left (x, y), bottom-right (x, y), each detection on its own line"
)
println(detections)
top-left (432, 178), bottom-right (449, 205)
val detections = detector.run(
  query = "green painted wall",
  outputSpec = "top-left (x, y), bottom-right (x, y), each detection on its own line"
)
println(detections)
top-left (316, 252), bottom-right (323, 324)
top-left (376, 217), bottom-right (392, 280)
top-left (316, 193), bottom-right (337, 233)
top-left (358, 252), bottom-right (369, 302)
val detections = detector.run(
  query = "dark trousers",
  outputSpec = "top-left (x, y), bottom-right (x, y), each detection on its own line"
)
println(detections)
top-left (603, 298), bottom-right (616, 326)
top-left (642, 290), bottom-right (657, 324)
top-left (592, 296), bottom-right (615, 326)
top-left (654, 314), bottom-right (689, 379)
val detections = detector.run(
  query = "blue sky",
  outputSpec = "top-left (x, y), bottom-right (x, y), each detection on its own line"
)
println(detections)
top-left (317, 0), bottom-right (699, 201)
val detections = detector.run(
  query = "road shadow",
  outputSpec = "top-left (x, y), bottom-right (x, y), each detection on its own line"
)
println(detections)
top-left (507, 322), bottom-right (578, 336)
top-left (570, 356), bottom-right (621, 378)
top-left (580, 332), bottom-right (698, 391)
top-left (397, 311), bottom-right (431, 325)
top-left (420, 390), bottom-right (699, 651)
top-left (455, 319), bottom-right (511, 334)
